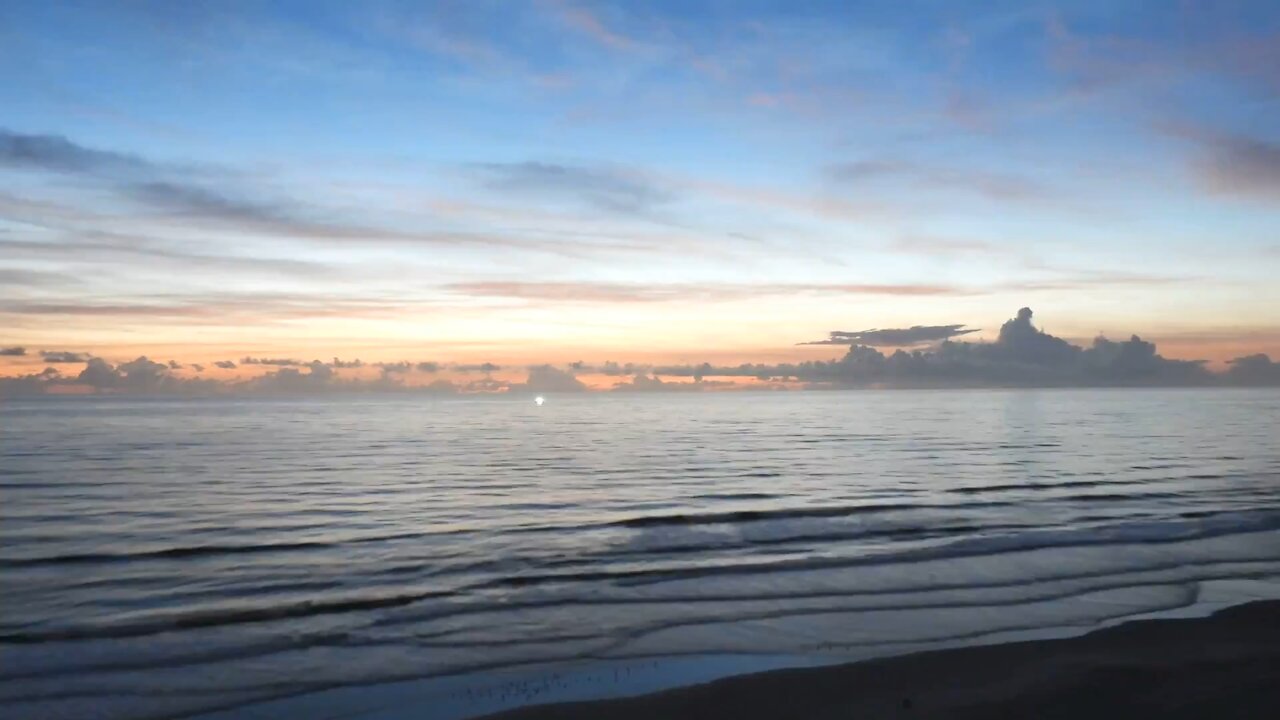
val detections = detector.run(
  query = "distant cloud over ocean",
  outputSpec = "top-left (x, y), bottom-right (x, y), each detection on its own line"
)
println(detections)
top-left (4, 308), bottom-right (1278, 397)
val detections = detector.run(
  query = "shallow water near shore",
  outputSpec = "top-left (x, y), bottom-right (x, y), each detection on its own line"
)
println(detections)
top-left (3, 389), bottom-right (1279, 719)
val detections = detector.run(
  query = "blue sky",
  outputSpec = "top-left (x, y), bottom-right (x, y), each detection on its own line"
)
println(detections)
top-left (1, 0), bottom-right (1278, 372)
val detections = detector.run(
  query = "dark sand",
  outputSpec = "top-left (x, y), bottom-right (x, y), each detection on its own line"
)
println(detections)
top-left (482, 600), bottom-right (1280, 719)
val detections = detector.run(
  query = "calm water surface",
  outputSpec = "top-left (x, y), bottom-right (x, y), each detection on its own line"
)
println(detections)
top-left (3, 390), bottom-right (1280, 719)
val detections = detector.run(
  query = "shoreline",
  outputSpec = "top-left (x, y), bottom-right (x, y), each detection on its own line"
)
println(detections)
top-left (479, 599), bottom-right (1280, 720)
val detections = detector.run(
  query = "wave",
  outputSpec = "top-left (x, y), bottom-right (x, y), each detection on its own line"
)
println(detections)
top-left (948, 479), bottom-right (1147, 495)
top-left (0, 527), bottom-right (478, 569)
top-left (608, 500), bottom-right (1014, 529)
top-left (479, 509), bottom-right (1280, 590)
top-left (689, 492), bottom-right (781, 501)
top-left (0, 588), bottom-right (455, 644)
top-left (0, 540), bottom-right (336, 567)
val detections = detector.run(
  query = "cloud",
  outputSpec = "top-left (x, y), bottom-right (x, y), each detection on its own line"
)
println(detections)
top-left (445, 281), bottom-right (970, 303)
top-left (0, 366), bottom-right (61, 396)
top-left (1177, 127), bottom-right (1280, 200)
top-left (191, 363), bottom-right (205, 372)
top-left (124, 181), bottom-right (291, 224)
top-left (1, 132), bottom-right (648, 260)
top-left (461, 377), bottom-right (510, 393)
top-left (116, 356), bottom-right (172, 391)
top-left (167, 360), bottom-right (182, 369)
top-left (2, 308), bottom-right (1275, 396)
top-left (519, 364), bottom-right (586, 393)
top-left (574, 360), bottom-right (651, 376)
top-left (801, 324), bottom-right (980, 347)
top-left (59, 355), bottom-right (219, 394)
top-left (0, 268), bottom-right (73, 288)
top-left (473, 161), bottom-right (671, 215)
top-left (454, 362), bottom-right (502, 373)
top-left (329, 358), bottom-right (364, 368)
top-left (370, 360), bottom-right (442, 375)
top-left (650, 308), bottom-right (1212, 388)
top-left (1226, 354), bottom-right (1280, 385)
top-left (241, 357), bottom-right (304, 366)
top-left (550, 1), bottom-right (636, 51)
top-left (0, 128), bottom-right (148, 175)
top-left (0, 346), bottom-right (26, 356)
top-left (40, 350), bottom-right (90, 363)
top-left (825, 159), bottom-right (1048, 202)
top-left (611, 373), bottom-right (710, 392)
top-left (214, 360), bottom-right (237, 369)
top-left (246, 360), bottom-right (337, 393)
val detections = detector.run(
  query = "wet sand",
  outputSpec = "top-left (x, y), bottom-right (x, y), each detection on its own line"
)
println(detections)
top-left (481, 599), bottom-right (1280, 719)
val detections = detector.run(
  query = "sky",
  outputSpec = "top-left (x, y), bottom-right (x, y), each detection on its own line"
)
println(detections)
top-left (1, 0), bottom-right (1278, 392)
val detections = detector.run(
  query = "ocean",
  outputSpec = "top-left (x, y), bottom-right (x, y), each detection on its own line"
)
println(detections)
top-left (3, 389), bottom-right (1280, 719)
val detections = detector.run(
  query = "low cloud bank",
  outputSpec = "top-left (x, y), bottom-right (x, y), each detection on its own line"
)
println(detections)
top-left (655, 308), bottom-right (1218, 387)
top-left (3, 308), bottom-right (1278, 396)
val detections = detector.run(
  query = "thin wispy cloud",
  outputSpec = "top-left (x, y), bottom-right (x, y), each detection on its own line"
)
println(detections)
top-left (39, 350), bottom-right (91, 363)
top-left (825, 159), bottom-right (1049, 203)
top-left (550, 1), bottom-right (637, 51)
top-left (801, 325), bottom-right (981, 347)
top-left (473, 161), bottom-right (672, 216)
top-left (0, 129), bottom-right (149, 175)
top-left (444, 281), bottom-right (972, 303)
top-left (1174, 126), bottom-right (1280, 200)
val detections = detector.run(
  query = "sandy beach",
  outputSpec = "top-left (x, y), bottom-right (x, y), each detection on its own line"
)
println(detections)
top-left (482, 599), bottom-right (1280, 720)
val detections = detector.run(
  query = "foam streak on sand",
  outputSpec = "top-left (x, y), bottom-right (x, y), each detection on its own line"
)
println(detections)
top-left (481, 597), bottom-right (1280, 720)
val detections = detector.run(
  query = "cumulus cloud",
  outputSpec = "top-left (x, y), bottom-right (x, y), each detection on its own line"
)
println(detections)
top-left (76, 357), bottom-right (119, 389)
top-left (191, 363), bottom-right (205, 372)
top-left (612, 374), bottom-right (708, 392)
top-left (1226, 354), bottom-right (1280, 385)
top-left (373, 360), bottom-right (441, 375)
top-left (329, 357), bottom-right (364, 368)
top-left (520, 365), bottom-right (587, 393)
top-left (214, 360), bottom-right (237, 369)
top-left (167, 360), bottom-right (183, 369)
top-left (651, 308), bottom-right (1213, 388)
top-left (116, 356), bottom-right (172, 391)
top-left (3, 308), bottom-right (1277, 396)
top-left (40, 350), bottom-right (90, 363)
top-left (0, 366), bottom-right (61, 395)
top-left (579, 360), bottom-right (651, 376)
top-left (801, 324), bottom-right (980, 347)
top-left (0, 346), bottom-right (26, 356)
top-left (454, 362), bottom-right (502, 373)
top-left (247, 360), bottom-right (335, 393)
